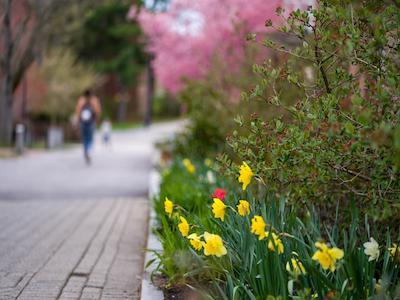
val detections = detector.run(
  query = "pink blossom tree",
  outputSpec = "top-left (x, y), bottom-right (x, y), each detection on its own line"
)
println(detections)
top-left (131, 0), bottom-right (285, 93)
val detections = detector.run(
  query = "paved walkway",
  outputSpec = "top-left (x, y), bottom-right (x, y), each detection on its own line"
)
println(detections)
top-left (0, 121), bottom-right (183, 300)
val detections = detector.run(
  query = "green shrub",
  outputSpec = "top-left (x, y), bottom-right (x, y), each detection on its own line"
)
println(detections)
top-left (174, 45), bottom-right (297, 158)
top-left (221, 0), bottom-right (400, 228)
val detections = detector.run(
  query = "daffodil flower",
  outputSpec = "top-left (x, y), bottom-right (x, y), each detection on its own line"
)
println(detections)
top-left (286, 258), bottom-right (306, 275)
top-left (164, 197), bottom-right (173, 217)
top-left (389, 243), bottom-right (400, 260)
top-left (238, 162), bottom-right (254, 190)
top-left (237, 200), bottom-right (250, 216)
top-left (178, 216), bottom-right (189, 237)
top-left (183, 158), bottom-right (196, 174)
top-left (266, 231), bottom-right (284, 254)
top-left (363, 237), bottom-right (379, 262)
top-left (212, 198), bottom-right (226, 221)
top-left (188, 233), bottom-right (203, 251)
top-left (312, 242), bottom-right (344, 272)
top-left (203, 232), bottom-right (227, 257)
top-left (251, 215), bottom-right (266, 240)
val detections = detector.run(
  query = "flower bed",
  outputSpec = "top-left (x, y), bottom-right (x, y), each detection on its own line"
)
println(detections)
top-left (150, 158), bottom-right (400, 299)
top-left (143, 1), bottom-right (400, 298)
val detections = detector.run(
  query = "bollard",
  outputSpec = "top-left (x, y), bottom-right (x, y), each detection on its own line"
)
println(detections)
top-left (15, 123), bottom-right (25, 155)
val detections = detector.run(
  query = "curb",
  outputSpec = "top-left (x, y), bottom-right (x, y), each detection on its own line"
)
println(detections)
top-left (140, 120), bottom-right (186, 300)
top-left (140, 161), bottom-right (164, 299)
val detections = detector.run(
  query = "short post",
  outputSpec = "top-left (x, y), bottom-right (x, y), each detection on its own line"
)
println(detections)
top-left (15, 123), bottom-right (25, 155)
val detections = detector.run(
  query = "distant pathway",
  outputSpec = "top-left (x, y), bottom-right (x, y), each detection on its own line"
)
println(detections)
top-left (0, 121), bottom-right (183, 300)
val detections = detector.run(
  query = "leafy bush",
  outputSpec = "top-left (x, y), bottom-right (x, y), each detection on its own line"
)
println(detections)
top-left (150, 1), bottom-right (400, 298)
top-left (174, 46), bottom-right (290, 158)
top-left (152, 93), bottom-right (181, 119)
top-left (220, 0), bottom-right (400, 228)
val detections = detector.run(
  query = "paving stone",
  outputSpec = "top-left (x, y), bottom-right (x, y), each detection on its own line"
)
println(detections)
top-left (0, 122), bottom-right (184, 300)
top-left (74, 200), bottom-right (123, 276)
top-left (58, 276), bottom-right (87, 300)
top-left (101, 200), bottom-right (148, 300)
top-left (86, 200), bottom-right (132, 289)
top-left (0, 273), bottom-right (24, 288)
top-left (16, 200), bottom-right (113, 299)
top-left (80, 287), bottom-right (102, 300)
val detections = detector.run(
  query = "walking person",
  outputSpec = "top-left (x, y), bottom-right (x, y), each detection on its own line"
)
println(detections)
top-left (75, 89), bottom-right (101, 164)
top-left (100, 118), bottom-right (112, 146)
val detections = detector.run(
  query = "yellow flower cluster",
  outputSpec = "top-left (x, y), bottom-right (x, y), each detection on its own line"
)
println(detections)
top-left (188, 232), bottom-right (227, 257)
top-left (166, 196), bottom-right (227, 257)
top-left (165, 159), bottom-right (400, 285)
top-left (250, 214), bottom-right (285, 253)
top-left (183, 158), bottom-right (196, 174)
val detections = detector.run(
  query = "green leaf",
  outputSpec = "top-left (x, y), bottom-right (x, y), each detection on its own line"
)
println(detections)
top-left (344, 122), bottom-right (355, 134)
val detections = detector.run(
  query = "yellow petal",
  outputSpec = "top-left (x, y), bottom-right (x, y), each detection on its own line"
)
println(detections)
top-left (204, 232), bottom-right (211, 242)
top-left (329, 247), bottom-right (344, 260)
top-left (315, 242), bottom-right (327, 251)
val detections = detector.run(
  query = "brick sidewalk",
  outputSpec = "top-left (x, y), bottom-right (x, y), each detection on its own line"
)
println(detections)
top-left (0, 198), bottom-right (148, 300)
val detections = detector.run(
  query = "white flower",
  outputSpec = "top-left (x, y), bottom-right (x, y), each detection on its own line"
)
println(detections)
top-left (206, 170), bottom-right (216, 184)
top-left (364, 237), bottom-right (380, 262)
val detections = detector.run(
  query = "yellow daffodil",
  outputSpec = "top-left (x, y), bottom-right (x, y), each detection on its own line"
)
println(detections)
top-left (237, 200), bottom-right (250, 216)
top-left (238, 162), bottom-right (254, 190)
top-left (164, 197), bottom-right (173, 217)
top-left (204, 158), bottom-right (213, 168)
top-left (266, 231), bottom-right (284, 254)
top-left (389, 244), bottom-right (400, 260)
top-left (286, 258), bottom-right (306, 275)
top-left (203, 232), bottom-right (227, 257)
top-left (188, 233), bottom-right (203, 251)
top-left (375, 279), bottom-right (382, 294)
top-left (183, 158), bottom-right (196, 174)
top-left (251, 215), bottom-right (266, 240)
top-left (178, 216), bottom-right (189, 237)
top-left (363, 237), bottom-right (380, 262)
top-left (212, 198), bottom-right (226, 221)
top-left (312, 242), bottom-right (344, 272)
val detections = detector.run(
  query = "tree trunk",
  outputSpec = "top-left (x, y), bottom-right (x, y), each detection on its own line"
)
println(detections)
top-left (117, 93), bottom-right (127, 123)
top-left (116, 77), bottom-right (128, 123)
top-left (0, 85), bottom-right (13, 145)
top-left (0, 0), bottom-right (14, 145)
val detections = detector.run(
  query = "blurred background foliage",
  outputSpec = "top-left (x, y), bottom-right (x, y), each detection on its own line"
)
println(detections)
top-left (0, 0), bottom-right (179, 147)
top-left (168, 0), bottom-right (400, 231)
top-left (71, 2), bottom-right (147, 87)
top-left (38, 48), bottom-right (102, 123)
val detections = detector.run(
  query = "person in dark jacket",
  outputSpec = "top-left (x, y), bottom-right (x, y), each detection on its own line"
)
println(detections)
top-left (74, 89), bottom-right (101, 164)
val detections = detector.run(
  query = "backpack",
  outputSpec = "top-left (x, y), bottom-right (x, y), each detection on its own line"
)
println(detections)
top-left (80, 100), bottom-right (95, 124)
